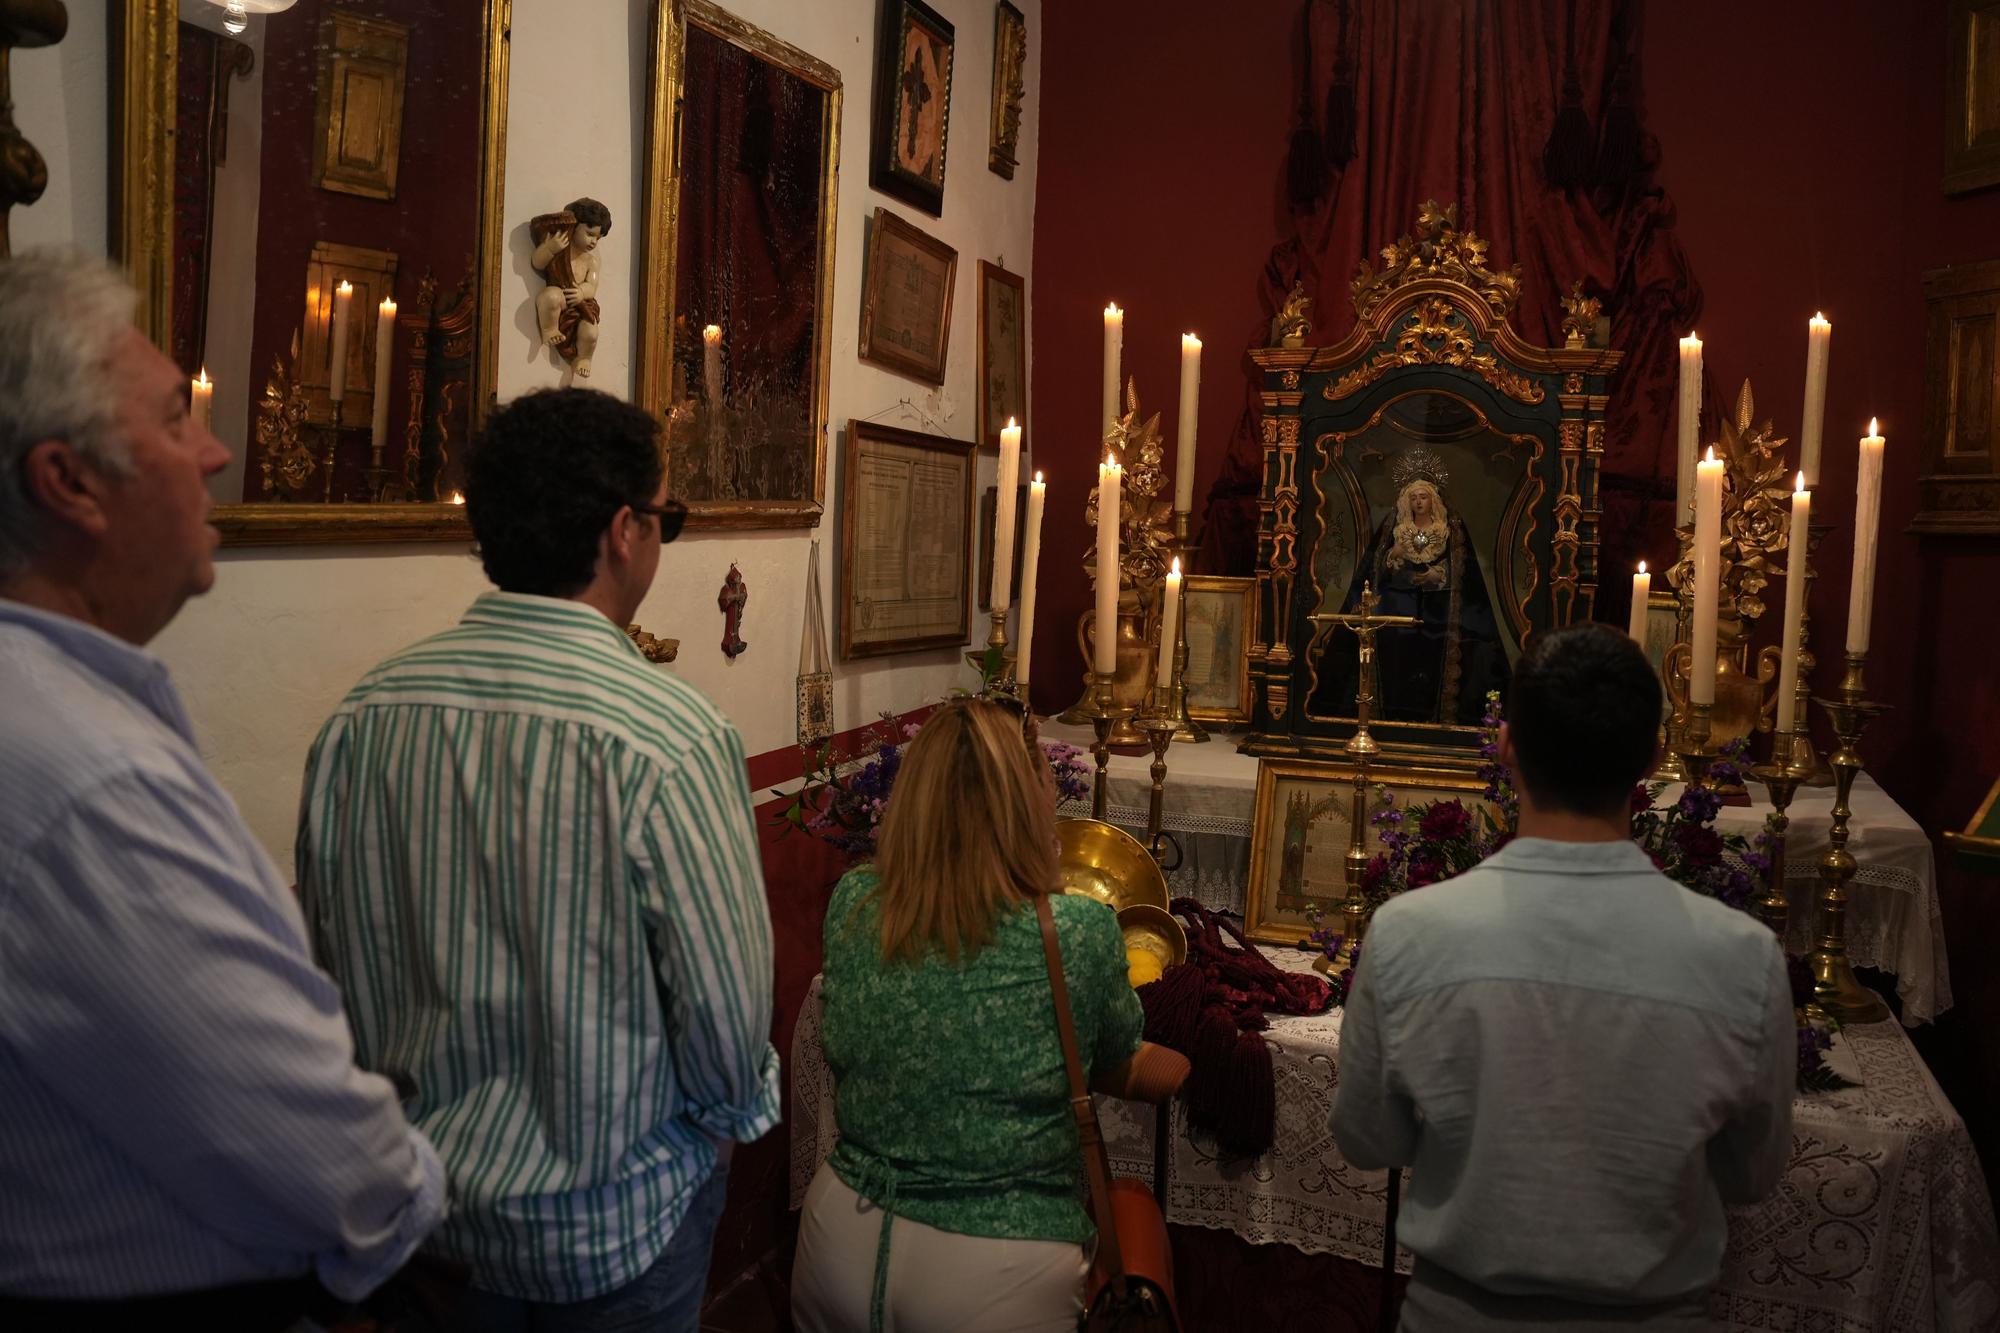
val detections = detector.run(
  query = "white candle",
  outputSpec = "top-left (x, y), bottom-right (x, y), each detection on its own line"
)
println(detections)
top-left (1174, 333), bottom-right (1202, 513)
top-left (1156, 557), bottom-right (1182, 686)
top-left (1846, 419), bottom-right (1885, 654)
top-left (1676, 333), bottom-right (1702, 524)
top-left (1627, 561), bottom-right (1650, 642)
top-left (991, 418), bottom-right (1022, 611)
top-left (370, 298), bottom-right (397, 457)
top-left (1690, 446), bottom-right (1724, 707)
top-left (1101, 303), bottom-right (1124, 437)
top-left (702, 324), bottom-right (723, 406)
top-left (328, 280), bottom-right (354, 407)
top-left (1017, 472), bottom-right (1046, 692)
top-left (1095, 456), bottom-right (1122, 676)
top-left (191, 367), bottom-right (213, 431)
top-left (1776, 474), bottom-right (1810, 732)
top-left (1800, 314), bottom-right (1831, 487)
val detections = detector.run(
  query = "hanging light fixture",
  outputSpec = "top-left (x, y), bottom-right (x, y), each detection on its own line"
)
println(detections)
top-left (209, 0), bottom-right (297, 35)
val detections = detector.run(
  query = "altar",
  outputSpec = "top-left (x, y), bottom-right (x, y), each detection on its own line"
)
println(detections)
top-left (789, 956), bottom-right (2000, 1333)
top-left (1042, 720), bottom-right (1952, 1025)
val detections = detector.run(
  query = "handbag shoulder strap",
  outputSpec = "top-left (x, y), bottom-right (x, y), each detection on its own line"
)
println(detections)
top-left (1034, 894), bottom-right (1128, 1292)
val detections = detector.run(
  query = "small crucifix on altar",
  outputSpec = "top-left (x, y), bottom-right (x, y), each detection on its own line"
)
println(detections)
top-left (1310, 582), bottom-right (1417, 960)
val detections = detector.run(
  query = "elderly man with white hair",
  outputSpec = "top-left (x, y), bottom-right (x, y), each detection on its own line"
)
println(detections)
top-left (0, 252), bottom-right (444, 1329)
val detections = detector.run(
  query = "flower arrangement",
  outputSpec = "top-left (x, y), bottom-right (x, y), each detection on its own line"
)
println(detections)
top-left (1306, 691), bottom-right (1849, 1091)
top-left (777, 687), bottom-right (1089, 860)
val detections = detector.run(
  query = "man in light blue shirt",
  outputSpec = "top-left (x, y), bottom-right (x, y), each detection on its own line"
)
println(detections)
top-left (1332, 623), bottom-right (1794, 1331)
top-left (0, 254), bottom-right (444, 1329)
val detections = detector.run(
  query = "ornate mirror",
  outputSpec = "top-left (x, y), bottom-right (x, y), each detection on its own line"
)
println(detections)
top-left (1245, 202), bottom-right (1622, 766)
top-left (111, 0), bottom-right (510, 544)
top-left (637, 0), bottom-right (839, 529)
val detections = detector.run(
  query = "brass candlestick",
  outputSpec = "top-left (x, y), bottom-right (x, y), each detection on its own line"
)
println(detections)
top-left (1793, 520), bottom-right (1834, 786)
top-left (1748, 732), bottom-right (1813, 939)
top-left (1310, 583), bottom-right (1411, 962)
top-left (1672, 697), bottom-right (1718, 788)
top-left (1165, 511), bottom-right (1208, 744)
top-left (1809, 653), bottom-right (1890, 1023)
top-left (978, 606), bottom-right (1016, 685)
top-left (1138, 686), bottom-right (1178, 861)
top-left (1084, 671), bottom-right (1132, 821)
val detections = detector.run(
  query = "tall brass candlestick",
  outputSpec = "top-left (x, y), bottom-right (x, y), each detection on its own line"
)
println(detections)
top-left (1749, 734), bottom-right (1813, 939)
top-left (1672, 698), bottom-right (1718, 788)
top-left (1085, 672), bottom-right (1128, 821)
top-left (1138, 686), bottom-right (1178, 862)
top-left (1311, 584), bottom-right (1413, 961)
top-left (1793, 520), bottom-right (1834, 786)
top-left (984, 606), bottom-right (1014, 683)
top-left (1809, 654), bottom-right (1890, 1023)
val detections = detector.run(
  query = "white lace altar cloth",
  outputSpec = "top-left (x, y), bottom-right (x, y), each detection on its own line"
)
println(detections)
top-left (1043, 720), bottom-right (1949, 1024)
top-left (788, 960), bottom-right (1999, 1332)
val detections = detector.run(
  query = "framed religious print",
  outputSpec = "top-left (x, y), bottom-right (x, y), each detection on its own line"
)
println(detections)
top-left (1912, 258), bottom-right (2000, 533)
top-left (978, 260), bottom-right (1027, 451)
top-left (977, 482), bottom-right (1027, 612)
top-left (871, 0), bottom-right (954, 216)
top-left (1243, 759), bottom-right (1490, 946)
top-left (839, 420), bottom-right (975, 659)
top-left (1945, 0), bottom-right (2000, 194)
top-left (859, 208), bottom-right (958, 385)
top-left (987, 2), bottom-right (1027, 179)
top-left (1181, 575), bottom-right (1255, 725)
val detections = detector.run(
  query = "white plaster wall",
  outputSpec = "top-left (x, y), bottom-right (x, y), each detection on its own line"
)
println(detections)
top-left (31, 0), bottom-right (1042, 860)
top-left (11, 3), bottom-right (106, 253)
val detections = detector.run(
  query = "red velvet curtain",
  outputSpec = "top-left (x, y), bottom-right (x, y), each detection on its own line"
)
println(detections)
top-left (1202, 0), bottom-right (1700, 632)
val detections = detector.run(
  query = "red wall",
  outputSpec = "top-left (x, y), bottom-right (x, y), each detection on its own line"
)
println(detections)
top-left (1032, 0), bottom-right (2000, 1171)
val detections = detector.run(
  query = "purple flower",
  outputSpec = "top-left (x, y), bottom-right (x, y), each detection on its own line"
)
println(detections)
top-left (1674, 823), bottom-right (1725, 866)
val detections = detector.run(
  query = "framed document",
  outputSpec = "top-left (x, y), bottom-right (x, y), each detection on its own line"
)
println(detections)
top-left (1181, 575), bottom-right (1255, 725)
top-left (860, 208), bottom-right (958, 385)
top-left (978, 260), bottom-right (1026, 450)
top-left (839, 420), bottom-right (975, 659)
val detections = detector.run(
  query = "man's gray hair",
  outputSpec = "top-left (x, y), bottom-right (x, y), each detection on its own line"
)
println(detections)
top-left (0, 252), bottom-right (142, 580)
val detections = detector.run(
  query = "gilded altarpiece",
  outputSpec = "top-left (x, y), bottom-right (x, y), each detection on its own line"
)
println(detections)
top-left (1244, 203), bottom-right (1622, 768)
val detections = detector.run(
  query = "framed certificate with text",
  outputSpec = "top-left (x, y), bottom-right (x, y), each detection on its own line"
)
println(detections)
top-left (839, 420), bottom-right (975, 659)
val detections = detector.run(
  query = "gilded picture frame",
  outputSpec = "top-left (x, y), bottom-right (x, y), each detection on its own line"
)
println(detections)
top-left (1945, 0), bottom-right (2000, 195)
top-left (871, 0), bottom-right (954, 216)
top-left (859, 208), bottom-right (958, 386)
top-left (839, 420), bottom-right (975, 660)
top-left (1243, 758), bottom-right (1490, 946)
top-left (1182, 575), bottom-right (1256, 726)
top-left (987, 1), bottom-right (1026, 179)
top-left (638, 0), bottom-right (841, 530)
top-left (977, 260), bottom-right (1026, 451)
top-left (108, 0), bottom-right (512, 546)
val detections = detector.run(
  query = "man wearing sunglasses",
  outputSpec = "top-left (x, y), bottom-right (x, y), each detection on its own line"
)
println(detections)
top-left (296, 387), bottom-right (779, 1331)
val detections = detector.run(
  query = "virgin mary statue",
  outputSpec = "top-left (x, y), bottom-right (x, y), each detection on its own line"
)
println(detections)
top-left (1310, 449), bottom-right (1510, 725)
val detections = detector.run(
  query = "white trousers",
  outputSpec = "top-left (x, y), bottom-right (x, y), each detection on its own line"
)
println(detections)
top-left (792, 1163), bottom-right (1088, 1333)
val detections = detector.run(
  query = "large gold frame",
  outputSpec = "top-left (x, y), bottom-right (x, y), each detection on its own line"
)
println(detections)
top-left (110, 0), bottom-right (512, 546)
top-left (637, 0), bottom-right (840, 530)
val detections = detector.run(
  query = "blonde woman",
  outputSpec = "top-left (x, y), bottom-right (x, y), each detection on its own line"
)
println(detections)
top-left (792, 699), bottom-right (1177, 1333)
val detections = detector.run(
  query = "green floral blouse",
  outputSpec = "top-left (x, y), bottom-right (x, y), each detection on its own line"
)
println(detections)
top-left (821, 865), bottom-right (1145, 1244)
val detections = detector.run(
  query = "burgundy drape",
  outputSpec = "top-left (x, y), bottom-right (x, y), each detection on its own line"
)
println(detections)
top-left (1202, 0), bottom-right (1700, 632)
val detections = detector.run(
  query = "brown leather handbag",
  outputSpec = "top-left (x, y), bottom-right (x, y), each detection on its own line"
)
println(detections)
top-left (1035, 895), bottom-right (1181, 1333)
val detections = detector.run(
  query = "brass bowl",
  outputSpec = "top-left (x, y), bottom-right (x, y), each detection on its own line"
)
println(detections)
top-left (1056, 818), bottom-right (1170, 915)
top-left (1117, 903), bottom-right (1188, 973)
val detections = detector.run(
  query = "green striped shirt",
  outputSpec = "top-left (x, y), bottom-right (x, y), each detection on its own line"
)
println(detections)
top-left (297, 592), bottom-right (780, 1302)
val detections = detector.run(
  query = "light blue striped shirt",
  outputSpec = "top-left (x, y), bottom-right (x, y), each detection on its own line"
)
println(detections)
top-left (298, 592), bottom-right (781, 1303)
top-left (0, 598), bottom-right (445, 1302)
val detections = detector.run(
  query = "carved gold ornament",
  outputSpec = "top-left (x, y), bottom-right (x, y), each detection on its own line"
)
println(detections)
top-left (1272, 280), bottom-right (1314, 346)
top-left (1666, 380), bottom-right (1794, 627)
top-left (256, 330), bottom-right (318, 499)
top-left (1084, 379), bottom-right (1177, 601)
top-left (1351, 200), bottom-right (1523, 321)
top-left (1560, 280), bottom-right (1602, 349)
top-left (1325, 296), bottom-right (1544, 404)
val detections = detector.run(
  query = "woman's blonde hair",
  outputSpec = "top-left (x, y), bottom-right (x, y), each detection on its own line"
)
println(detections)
top-left (868, 698), bottom-right (1060, 962)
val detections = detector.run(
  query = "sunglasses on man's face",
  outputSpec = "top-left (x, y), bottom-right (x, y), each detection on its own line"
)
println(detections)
top-left (630, 498), bottom-right (688, 544)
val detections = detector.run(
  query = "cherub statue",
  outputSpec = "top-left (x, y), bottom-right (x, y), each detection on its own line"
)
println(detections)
top-left (530, 197), bottom-right (611, 377)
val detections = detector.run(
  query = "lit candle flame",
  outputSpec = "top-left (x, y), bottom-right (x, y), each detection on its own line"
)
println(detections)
top-left (1705, 446), bottom-right (1716, 462)
top-left (1795, 471), bottom-right (1806, 493)
top-left (1005, 416), bottom-right (1016, 428)
top-left (1638, 559), bottom-right (1647, 574)
top-left (195, 366), bottom-right (211, 389)
top-left (336, 280), bottom-right (352, 296)
top-left (1868, 417), bottom-right (1879, 436)
top-left (1033, 470), bottom-right (1043, 483)
top-left (1105, 303), bottom-right (1121, 317)
top-left (381, 297), bottom-right (397, 316)
top-left (449, 491), bottom-right (465, 505)
top-left (1170, 556), bottom-right (1181, 576)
